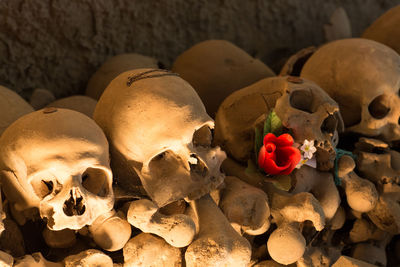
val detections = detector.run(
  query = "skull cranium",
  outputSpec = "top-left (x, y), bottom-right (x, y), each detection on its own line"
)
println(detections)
top-left (93, 69), bottom-right (226, 207)
top-left (301, 38), bottom-right (400, 142)
top-left (214, 76), bottom-right (343, 170)
top-left (0, 108), bottom-right (114, 230)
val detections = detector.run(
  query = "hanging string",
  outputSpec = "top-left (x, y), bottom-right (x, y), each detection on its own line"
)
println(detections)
top-left (126, 69), bottom-right (179, 86)
top-left (334, 148), bottom-right (356, 186)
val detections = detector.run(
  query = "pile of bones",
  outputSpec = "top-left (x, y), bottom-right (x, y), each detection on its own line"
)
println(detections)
top-left (0, 5), bottom-right (400, 267)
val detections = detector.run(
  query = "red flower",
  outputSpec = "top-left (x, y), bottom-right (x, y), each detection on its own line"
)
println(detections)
top-left (258, 133), bottom-right (301, 175)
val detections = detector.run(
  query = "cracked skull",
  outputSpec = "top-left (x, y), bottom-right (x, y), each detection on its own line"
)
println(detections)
top-left (215, 76), bottom-right (343, 171)
top-left (0, 108), bottom-right (114, 230)
top-left (94, 69), bottom-right (226, 207)
top-left (301, 38), bottom-right (400, 142)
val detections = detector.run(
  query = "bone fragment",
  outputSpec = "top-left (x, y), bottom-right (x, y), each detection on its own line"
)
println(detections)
top-left (127, 198), bottom-right (195, 248)
top-left (89, 209), bottom-right (131, 251)
top-left (185, 194), bottom-right (251, 267)
top-left (123, 233), bottom-right (182, 267)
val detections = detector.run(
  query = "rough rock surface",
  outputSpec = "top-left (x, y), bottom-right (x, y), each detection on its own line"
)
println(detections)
top-left (0, 0), bottom-right (397, 98)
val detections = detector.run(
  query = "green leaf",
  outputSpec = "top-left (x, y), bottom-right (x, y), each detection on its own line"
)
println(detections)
top-left (254, 127), bottom-right (263, 160)
top-left (263, 110), bottom-right (283, 136)
top-left (271, 175), bottom-right (292, 191)
top-left (245, 159), bottom-right (259, 175)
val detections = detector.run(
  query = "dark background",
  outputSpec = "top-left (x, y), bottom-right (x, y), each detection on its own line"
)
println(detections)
top-left (0, 0), bottom-right (398, 99)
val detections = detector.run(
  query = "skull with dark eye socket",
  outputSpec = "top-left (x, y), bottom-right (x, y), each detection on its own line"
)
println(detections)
top-left (0, 109), bottom-right (114, 231)
top-left (274, 78), bottom-right (344, 171)
top-left (301, 38), bottom-right (400, 143)
top-left (145, 125), bottom-right (225, 207)
top-left (93, 69), bottom-right (227, 208)
top-left (214, 76), bottom-right (343, 171)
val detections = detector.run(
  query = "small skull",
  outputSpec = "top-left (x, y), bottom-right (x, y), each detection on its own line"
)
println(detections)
top-left (275, 77), bottom-right (344, 170)
top-left (301, 38), bottom-right (400, 142)
top-left (0, 108), bottom-right (114, 230)
top-left (94, 69), bottom-right (226, 207)
top-left (215, 76), bottom-right (343, 170)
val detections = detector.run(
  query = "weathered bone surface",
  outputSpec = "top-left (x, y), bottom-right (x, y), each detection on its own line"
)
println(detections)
top-left (94, 68), bottom-right (226, 207)
top-left (63, 249), bottom-right (113, 267)
top-left (348, 217), bottom-right (392, 266)
top-left (253, 260), bottom-right (293, 267)
top-left (349, 218), bottom-right (388, 244)
top-left (29, 88), bottom-right (56, 110)
top-left (265, 183), bottom-right (325, 265)
top-left (46, 95), bottom-right (98, 117)
top-left (219, 176), bottom-right (270, 235)
top-left (42, 228), bottom-right (76, 248)
top-left (352, 138), bottom-right (400, 234)
top-left (279, 46), bottom-right (316, 76)
top-left (291, 166), bottom-right (340, 220)
top-left (172, 40), bottom-right (275, 116)
top-left (185, 194), bottom-right (251, 267)
top-left (0, 191), bottom-right (5, 236)
top-left (323, 7), bottom-right (352, 42)
top-left (123, 233), bottom-right (182, 267)
top-left (86, 53), bottom-right (159, 100)
top-left (88, 209), bottom-right (131, 251)
top-left (14, 252), bottom-right (61, 267)
top-left (0, 108), bottom-right (114, 230)
top-left (337, 155), bottom-right (378, 213)
top-left (214, 76), bottom-right (343, 170)
top-left (367, 185), bottom-right (400, 234)
top-left (351, 242), bottom-right (389, 267)
top-left (221, 158), bottom-right (326, 232)
top-left (126, 198), bottom-right (195, 248)
top-left (220, 156), bottom-right (330, 264)
top-left (331, 255), bottom-right (377, 267)
top-left (0, 217), bottom-right (25, 257)
top-left (0, 250), bottom-right (13, 267)
top-left (297, 246), bottom-right (332, 267)
top-left (329, 205), bottom-right (346, 230)
top-left (362, 5), bottom-right (400, 55)
top-left (267, 222), bottom-right (306, 265)
top-left (301, 38), bottom-right (400, 142)
top-left (0, 85), bottom-right (34, 136)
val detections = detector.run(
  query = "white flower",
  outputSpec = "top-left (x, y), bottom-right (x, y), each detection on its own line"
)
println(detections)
top-left (295, 155), bottom-right (308, 169)
top-left (300, 139), bottom-right (316, 159)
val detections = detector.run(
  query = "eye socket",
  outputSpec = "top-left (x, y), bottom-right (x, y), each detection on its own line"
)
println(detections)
top-left (192, 125), bottom-right (213, 147)
top-left (31, 178), bottom-right (54, 199)
top-left (289, 89), bottom-right (314, 113)
top-left (81, 168), bottom-right (110, 197)
top-left (368, 94), bottom-right (390, 119)
top-left (321, 113), bottom-right (338, 135)
top-left (153, 151), bottom-right (166, 161)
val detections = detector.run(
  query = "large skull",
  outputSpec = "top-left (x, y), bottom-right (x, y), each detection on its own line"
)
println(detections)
top-left (94, 69), bottom-right (226, 207)
top-left (214, 76), bottom-right (343, 170)
top-left (301, 38), bottom-right (400, 142)
top-left (0, 108), bottom-right (114, 230)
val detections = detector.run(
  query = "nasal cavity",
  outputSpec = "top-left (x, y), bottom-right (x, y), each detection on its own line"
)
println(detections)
top-left (189, 154), bottom-right (208, 177)
top-left (63, 189), bottom-right (86, 216)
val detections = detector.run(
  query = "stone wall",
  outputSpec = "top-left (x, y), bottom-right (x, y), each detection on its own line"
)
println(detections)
top-left (0, 0), bottom-right (397, 98)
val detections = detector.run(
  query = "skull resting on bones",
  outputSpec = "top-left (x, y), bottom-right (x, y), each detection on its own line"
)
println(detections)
top-left (0, 108), bottom-right (114, 230)
top-left (214, 76), bottom-right (344, 171)
top-left (94, 69), bottom-right (226, 207)
top-left (301, 38), bottom-right (400, 142)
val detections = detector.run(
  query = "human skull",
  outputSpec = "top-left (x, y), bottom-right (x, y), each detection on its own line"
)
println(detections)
top-left (94, 69), bottom-right (226, 207)
top-left (0, 108), bottom-right (114, 230)
top-left (301, 38), bottom-right (400, 142)
top-left (275, 76), bottom-right (344, 170)
top-left (215, 76), bottom-right (343, 170)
